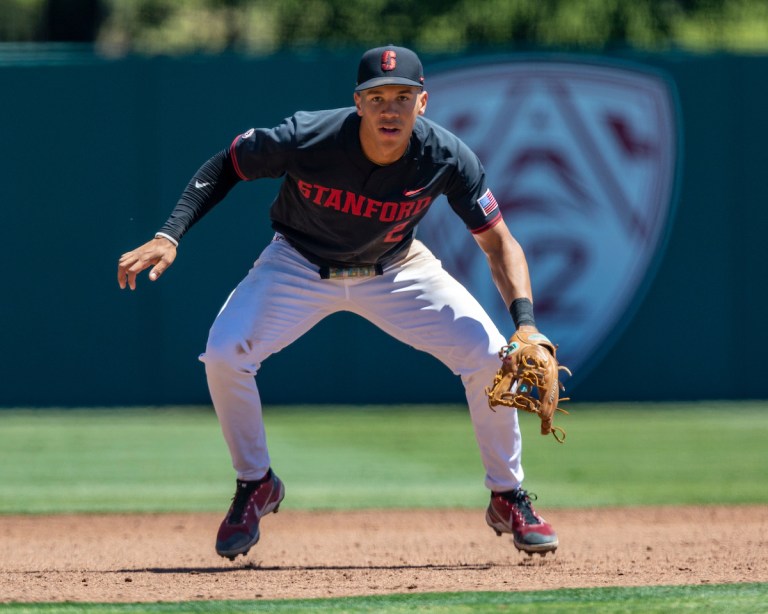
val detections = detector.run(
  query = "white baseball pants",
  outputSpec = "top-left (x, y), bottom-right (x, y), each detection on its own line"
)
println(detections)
top-left (199, 235), bottom-right (525, 492)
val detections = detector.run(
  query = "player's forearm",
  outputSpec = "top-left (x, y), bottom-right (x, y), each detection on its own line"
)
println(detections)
top-left (474, 218), bottom-right (534, 308)
top-left (157, 149), bottom-right (241, 242)
top-left (487, 244), bottom-right (533, 307)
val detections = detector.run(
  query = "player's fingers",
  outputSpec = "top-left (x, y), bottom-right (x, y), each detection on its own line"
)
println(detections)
top-left (126, 269), bottom-right (138, 290)
top-left (117, 252), bottom-right (137, 289)
top-left (119, 251), bottom-right (155, 290)
top-left (117, 241), bottom-right (176, 288)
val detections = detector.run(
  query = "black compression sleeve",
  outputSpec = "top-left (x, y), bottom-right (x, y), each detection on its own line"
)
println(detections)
top-left (157, 149), bottom-right (241, 242)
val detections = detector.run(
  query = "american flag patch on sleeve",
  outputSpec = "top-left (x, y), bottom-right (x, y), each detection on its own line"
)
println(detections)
top-left (478, 189), bottom-right (499, 215)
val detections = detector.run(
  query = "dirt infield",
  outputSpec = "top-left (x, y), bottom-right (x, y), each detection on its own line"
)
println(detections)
top-left (2, 505), bottom-right (766, 603)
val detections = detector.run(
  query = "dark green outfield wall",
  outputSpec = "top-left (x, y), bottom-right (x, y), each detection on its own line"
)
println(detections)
top-left (1, 48), bottom-right (765, 406)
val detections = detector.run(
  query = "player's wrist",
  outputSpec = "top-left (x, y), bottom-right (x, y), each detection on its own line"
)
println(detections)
top-left (509, 297), bottom-right (536, 328)
top-left (154, 232), bottom-right (179, 247)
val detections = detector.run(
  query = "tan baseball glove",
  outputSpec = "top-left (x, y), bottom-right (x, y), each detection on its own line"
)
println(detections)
top-left (485, 330), bottom-right (571, 442)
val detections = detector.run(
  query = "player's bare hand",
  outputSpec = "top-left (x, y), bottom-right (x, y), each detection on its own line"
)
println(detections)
top-left (117, 236), bottom-right (177, 290)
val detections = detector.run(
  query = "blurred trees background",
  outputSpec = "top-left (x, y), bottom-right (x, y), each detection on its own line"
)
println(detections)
top-left (2, 0), bottom-right (768, 55)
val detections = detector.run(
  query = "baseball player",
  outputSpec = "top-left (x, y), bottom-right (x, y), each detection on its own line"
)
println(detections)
top-left (117, 45), bottom-right (560, 559)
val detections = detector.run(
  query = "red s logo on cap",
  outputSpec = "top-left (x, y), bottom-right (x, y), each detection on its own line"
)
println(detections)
top-left (381, 50), bottom-right (397, 72)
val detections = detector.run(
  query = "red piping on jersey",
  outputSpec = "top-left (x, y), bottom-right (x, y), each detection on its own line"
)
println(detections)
top-left (229, 135), bottom-right (249, 181)
top-left (470, 211), bottom-right (503, 234)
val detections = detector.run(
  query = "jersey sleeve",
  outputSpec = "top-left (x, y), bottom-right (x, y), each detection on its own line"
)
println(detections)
top-left (228, 116), bottom-right (299, 181)
top-left (444, 139), bottom-right (502, 234)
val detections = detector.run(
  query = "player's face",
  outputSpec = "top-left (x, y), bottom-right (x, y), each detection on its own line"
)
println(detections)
top-left (354, 85), bottom-right (428, 165)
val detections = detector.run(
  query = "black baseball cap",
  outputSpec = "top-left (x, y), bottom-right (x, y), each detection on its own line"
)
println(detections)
top-left (355, 45), bottom-right (424, 92)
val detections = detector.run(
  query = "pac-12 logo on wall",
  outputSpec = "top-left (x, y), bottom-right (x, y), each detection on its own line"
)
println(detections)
top-left (420, 59), bottom-right (681, 379)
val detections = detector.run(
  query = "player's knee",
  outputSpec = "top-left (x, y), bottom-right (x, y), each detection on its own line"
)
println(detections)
top-left (454, 336), bottom-right (504, 381)
top-left (200, 334), bottom-right (262, 376)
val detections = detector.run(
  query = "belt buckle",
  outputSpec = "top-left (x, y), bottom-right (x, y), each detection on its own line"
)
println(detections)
top-left (320, 264), bottom-right (383, 279)
top-left (327, 266), bottom-right (375, 279)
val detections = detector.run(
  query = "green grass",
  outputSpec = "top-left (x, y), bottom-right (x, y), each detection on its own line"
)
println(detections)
top-left (0, 401), bottom-right (767, 513)
top-left (2, 583), bottom-right (767, 612)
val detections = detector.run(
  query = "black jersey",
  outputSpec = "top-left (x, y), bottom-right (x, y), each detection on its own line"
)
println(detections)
top-left (229, 108), bottom-right (501, 268)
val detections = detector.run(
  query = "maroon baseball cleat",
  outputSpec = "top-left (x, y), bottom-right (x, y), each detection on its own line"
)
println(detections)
top-left (485, 488), bottom-right (558, 555)
top-left (216, 469), bottom-right (285, 560)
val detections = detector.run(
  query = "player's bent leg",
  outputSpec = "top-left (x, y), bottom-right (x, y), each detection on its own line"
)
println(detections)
top-left (351, 240), bottom-right (558, 552)
top-left (202, 238), bottom-right (340, 557)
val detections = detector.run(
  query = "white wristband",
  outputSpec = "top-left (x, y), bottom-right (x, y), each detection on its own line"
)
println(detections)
top-left (154, 232), bottom-right (179, 247)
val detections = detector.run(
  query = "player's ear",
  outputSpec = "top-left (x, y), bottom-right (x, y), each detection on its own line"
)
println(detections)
top-left (418, 90), bottom-right (428, 116)
top-left (354, 92), bottom-right (363, 116)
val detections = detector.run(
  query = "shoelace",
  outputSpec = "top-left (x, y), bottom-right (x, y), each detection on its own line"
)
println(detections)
top-left (504, 489), bottom-right (540, 525)
top-left (228, 481), bottom-right (258, 524)
top-left (229, 471), bottom-right (274, 524)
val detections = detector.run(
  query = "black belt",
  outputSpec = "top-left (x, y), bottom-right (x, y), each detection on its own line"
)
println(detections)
top-left (319, 264), bottom-right (384, 279)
